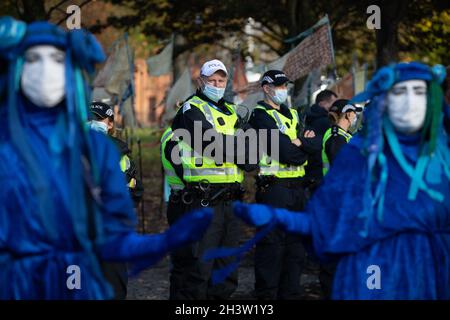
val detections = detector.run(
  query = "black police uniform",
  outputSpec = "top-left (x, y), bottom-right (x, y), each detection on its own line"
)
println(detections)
top-left (163, 108), bottom-right (191, 299)
top-left (319, 124), bottom-right (351, 299)
top-left (304, 104), bottom-right (332, 192)
top-left (89, 101), bottom-right (142, 300)
top-left (249, 101), bottom-right (319, 300)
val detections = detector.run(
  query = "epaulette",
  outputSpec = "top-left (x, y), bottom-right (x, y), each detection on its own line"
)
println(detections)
top-left (331, 125), bottom-right (340, 136)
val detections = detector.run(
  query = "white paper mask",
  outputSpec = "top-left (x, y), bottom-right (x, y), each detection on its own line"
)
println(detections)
top-left (386, 80), bottom-right (427, 134)
top-left (21, 45), bottom-right (66, 108)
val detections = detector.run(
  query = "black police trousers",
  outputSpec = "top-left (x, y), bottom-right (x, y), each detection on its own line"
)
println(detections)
top-left (254, 180), bottom-right (307, 300)
top-left (166, 195), bottom-right (240, 300)
top-left (101, 262), bottom-right (128, 300)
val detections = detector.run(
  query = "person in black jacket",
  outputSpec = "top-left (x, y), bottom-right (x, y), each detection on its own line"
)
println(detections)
top-left (167, 59), bottom-right (258, 300)
top-left (89, 101), bottom-right (144, 206)
top-left (322, 99), bottom-right (362, 171)
top-left (88, 101), bottom-right (143, 300)
top-left (318, 99), bottom-right (362, 299)
top-left (248, 70), bottom-right (319, 300)
top-left (304, 89), bottom-right (338, 192)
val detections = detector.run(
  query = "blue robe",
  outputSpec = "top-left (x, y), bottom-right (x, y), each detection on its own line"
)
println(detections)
top-left (306, 132), bottom-right (450, 299)
top-left (0, 100), bottom-right (165, 299)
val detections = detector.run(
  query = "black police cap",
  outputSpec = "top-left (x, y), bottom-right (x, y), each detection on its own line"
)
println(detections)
top-left (329, 99), bottom-right (363, 114)
top-left (90, 101), bottom-right (114, 120)
top-left (261, 70), bottom-right (291, 87)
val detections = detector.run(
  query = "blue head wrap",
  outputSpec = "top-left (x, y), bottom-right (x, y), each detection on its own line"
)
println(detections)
top-left (0, 17), bottom-right (107, 281)
top-left (351, 62), bottom-right (449, 237)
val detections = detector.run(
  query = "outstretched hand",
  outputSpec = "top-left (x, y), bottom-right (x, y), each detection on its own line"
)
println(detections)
top-left (166, 208), bottom-right (213, 249)
top-left (233, 202), bottom-right (312, 235)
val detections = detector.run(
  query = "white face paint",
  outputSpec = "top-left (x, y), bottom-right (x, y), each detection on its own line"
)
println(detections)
top-left (21, 45), bottom-right (66, 108)
top-left (386, 80), bottom-right (427, 134)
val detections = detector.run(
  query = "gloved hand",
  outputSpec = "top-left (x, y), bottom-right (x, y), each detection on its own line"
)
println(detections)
top-left (233, 202), bottom-right (274, 227)
top-left (100, 208), bottom-right (213, 263)
top-left (233, 202), bottom-right (311, 235)
top-left (274, 208), bottom-right (311, 235)
top-left (165, 208), bottom-right (213, 249)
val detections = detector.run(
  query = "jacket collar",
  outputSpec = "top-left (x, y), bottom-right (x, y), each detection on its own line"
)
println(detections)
top-left (257, 100), bottom-right (292, 119)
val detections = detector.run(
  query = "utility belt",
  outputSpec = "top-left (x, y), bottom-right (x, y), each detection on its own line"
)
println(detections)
top-left (169, 180), bottom-right (244, 207)
top-left (256, 175), bottom-right (304, 192)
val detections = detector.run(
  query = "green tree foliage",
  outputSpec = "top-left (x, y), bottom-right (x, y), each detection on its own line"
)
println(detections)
top-left (1, 0), bottom-right (448, 71)
top-left (400, 9), bottom-right (450, 65)
top-left (102, 0), bottom-right (448, 70)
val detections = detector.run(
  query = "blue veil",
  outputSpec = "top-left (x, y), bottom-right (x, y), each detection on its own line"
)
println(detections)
top-left (0, 17), bottom-right (108, 287)
top-left (351, 62), bottom-right (449, 237)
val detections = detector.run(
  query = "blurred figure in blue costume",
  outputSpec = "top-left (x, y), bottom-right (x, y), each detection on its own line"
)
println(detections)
top-left (234, 61), bottom-right (450, 299)
top-left (0, 17), bottom-right (212, 300)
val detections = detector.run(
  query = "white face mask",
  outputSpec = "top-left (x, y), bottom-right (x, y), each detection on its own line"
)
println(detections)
top-left (386, 80), bottom-right (427, 134)
top-left (271, 88), bottom-right (288, 105)
top-left (89, 120), bottom-right (108, 134)
top-left (352, 116), bottom-right (357, 127)
top-left (21, 45), bottom-right (66, 108)
top-left (202, 83), bottom-right (225, 102)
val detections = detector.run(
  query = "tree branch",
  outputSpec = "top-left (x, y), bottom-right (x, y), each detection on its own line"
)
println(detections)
top-left (216, 42), bottom-right (235, 53)
top-left (251, 25), bottom-right (284, 43)
top-left (15, 0), bottom-right (23, 16)
top-left (46, 0), bottom-right (70, 19)
top-left (243, 32), bottom-right (284, 56)
top-left (253, 22), bottom-right (286, 41)
top-left (56, 0), bottom-right (92, 26)
top-left (330, 3), bottom-right (360, 30)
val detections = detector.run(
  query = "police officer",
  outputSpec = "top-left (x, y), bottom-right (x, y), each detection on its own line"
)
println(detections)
top-left (160, 108), bottom-right (192, 299)
top-left (318, 99), bottom-right (361, 299)
top-left (168, 59), bottom-right (256, 299)
top-left (304, 89), bottom-right (338, 192)
top-left (89, 101), bottom-right (143, 206)
top-left (248, 70), bottom-right (318, 300)
top-left (161, 108), bottom-right (186, 199)
top-left (89, 101), bottom-right (143, 299)
top-left (322, 99), bottom-right (362, 175)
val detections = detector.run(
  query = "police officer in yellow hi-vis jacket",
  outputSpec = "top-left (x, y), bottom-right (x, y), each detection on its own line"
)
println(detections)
top-left (318, 99), bottom-right (361, 299)
top-left (248, 70), bottom-right (319, 300)
top-left (322, 99), bottom-right (362, 176)
top-left (89, 101), bottom-right (143, 207)
top-left (160, 109), bottom-right (190, 299)
top-left (167, 59), bottom-right (257, 299)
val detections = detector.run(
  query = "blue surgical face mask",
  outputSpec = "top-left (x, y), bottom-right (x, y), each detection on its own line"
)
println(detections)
top-left (351, 115), bottom-right (358, 128)
top-left (89, 120), bottom-right (108, 134)
top-left (270, 88), bottom-right (288, 105)
top-left (202, 83), bottom-right (225, 103)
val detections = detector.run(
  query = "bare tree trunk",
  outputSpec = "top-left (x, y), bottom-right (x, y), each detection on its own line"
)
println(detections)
top-left (375, 0), bottom-right (408, 67)
top-left (19, 0), bottom-right (47, 22)
top-left (288, 0), bottom-right (299, 38)
top-left (286, 0), bottom-right (318, 97)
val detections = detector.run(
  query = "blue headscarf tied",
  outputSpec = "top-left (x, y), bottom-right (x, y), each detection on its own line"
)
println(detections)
top-left (0, 16), bottom-right (26, 50)
top-left (352, 62), bottom-right (440, 103)
top-left (0, 17), bottom-right (107, 278)
top-left (0, 16), bottom-right (26, 94)
top-left (2, 19), bottom-right (105, 72)
top-left (351, 62), bottom-right (449, 237)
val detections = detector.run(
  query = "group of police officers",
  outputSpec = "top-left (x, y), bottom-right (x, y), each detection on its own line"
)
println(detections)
top-left (159, 59), bottom-right (362, 300)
